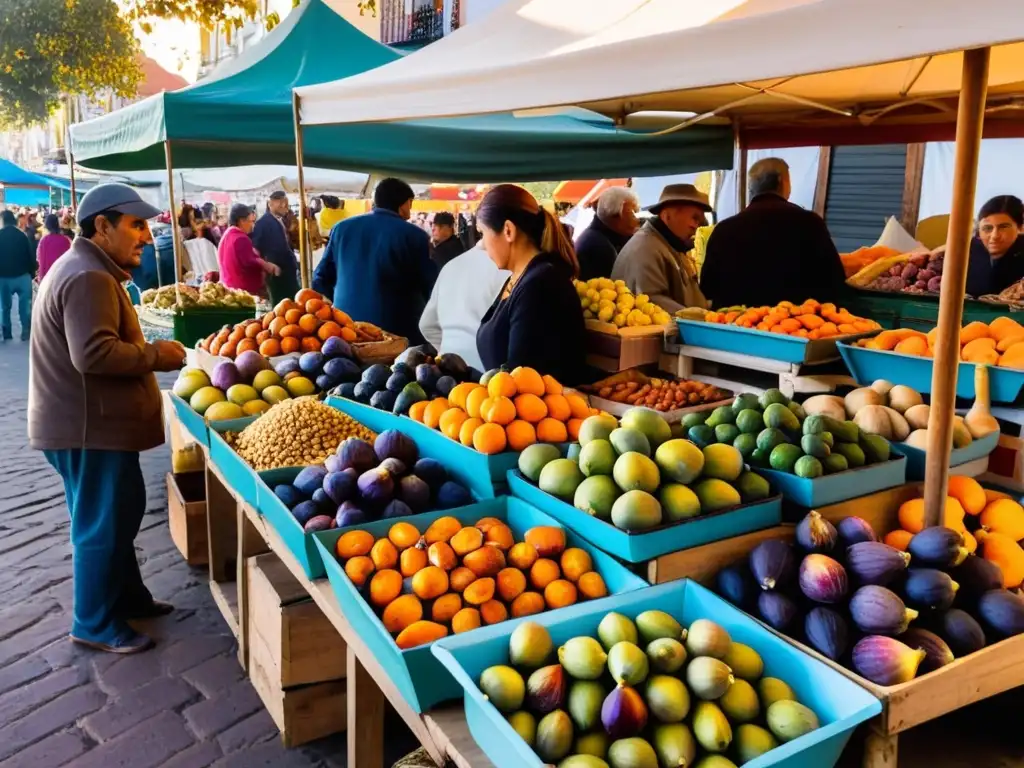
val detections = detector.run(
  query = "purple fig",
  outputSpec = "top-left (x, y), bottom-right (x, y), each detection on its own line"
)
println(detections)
top-left (374, 429), bottom-right (419, 467)
top-left (758, 591), bottom-right (799, 632)
top-left (379, 457), bottom-right (407, 477)
top-left (976, 589), bottom-right (1024, 639)
top-left (900, 627), bottom-right (954, 672)
top-left (837, 516), bottom-right (878, 548)
top-left (846, 541), bottom-right (911, 586)
top-left (799, 554), bottom-right (848, 604)
top-left (795, 511), bottom-right (837, 554)
top-left (933, 609), bottom-right (986, 656)
top-left (903, 569), bottom-right (959, 611)
top-left (357, 466), bottom-right (395, 507)
top-left (927, 276), bottom-right (943, 292)
top-left (323, 470), bottom-right (357, 505)
top-left (749, 540), bottom-right (796, 591)
top-left (291, 500), bottom-right (320, 526)
top-left (951, 556), bottom-right (1003, 598)
top-left (381, 499), bottom-right (413, 519)
top-left (398, 474), bottom-right (431, 512)
top-left (303, 514), bottom-right (335, 533)
top-left (324, 454), bottom-right (342, 474)
top-left (601, 683), bottom-right (648, 740)
top-left (337, 437), bottom-right (377, 473)
top-left (850, 585), bottom-right (918, 635)
top-left (852, 636), bottom-right (926, 685)
top-left (525, 664), bottom-right (567, 715)
top-left (715, 563), bottom-right (758, 610)
top-left (334, 501), bottom-right (367, 528)
top-left (908, 527), bottom-right (968, 568)
top-left (804, 607), bottom-right (849, 660)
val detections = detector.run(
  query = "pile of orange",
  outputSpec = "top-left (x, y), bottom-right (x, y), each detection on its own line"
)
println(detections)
top-left (200, 289), bottom-right (357, 359)
top-left (408, 367), bottom-right (599, 454)
top-left (705, 300), bottom-right (880, 339)
top-left (333, 516), bottom-right (609, 649)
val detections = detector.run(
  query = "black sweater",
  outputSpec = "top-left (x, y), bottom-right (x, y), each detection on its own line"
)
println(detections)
top-left (576, 216), bottom-right (631, 281)
top-left (477, 252), bottom-right (585, 385)
top-left (965, 235), bottom-right (1024, 297)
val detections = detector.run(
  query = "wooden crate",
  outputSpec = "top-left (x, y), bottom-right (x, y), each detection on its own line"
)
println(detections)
top-left (585, 325), bottom-right (669, 372)
top-left (166, 471), bottom-right (208, 566)
top-left (247, 553), bottom-right (347, 688)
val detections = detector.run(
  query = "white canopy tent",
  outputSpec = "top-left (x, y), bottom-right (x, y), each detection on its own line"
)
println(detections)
top-left (920, 138), bottom-right (1024, 219)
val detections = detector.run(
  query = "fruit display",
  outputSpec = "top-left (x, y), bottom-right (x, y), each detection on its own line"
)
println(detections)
top-left (840, 245), bottom-right (903, 280)
top-left (714, 481), bottom-right (1024, 687)
top-left (852, 317), bottom-right (1024, 369)
top-left (859, 249), bottom-right (944, 294)
top-left (683, 388), bottom-right (892, 479)
top-left (199, 288), bottom-right (377, 359)
top-left (518, 407), bottom-right (771, 533)
top-left (579, 369), bottom-right (730, 413)
top-left (330, 518), bottom-right (610, 649)
top-left (140, 281), bottom-right (257, 309)
top-left (272, 429), bottom-right (473, 532)
top-left (477, 616), bottom-right (819, 767)
top-left (408, 366), bottom-right (597, 456)
top-left (226, 398), bottom-right (375, 470)
top-left (334, 344), bottom-right (480, 415)
top-left (690, 300), bottom-right (881, 339)
top-left (806, 379), bottom-right (997, 453)
top-left (574, 277), bottom-right (673, 328)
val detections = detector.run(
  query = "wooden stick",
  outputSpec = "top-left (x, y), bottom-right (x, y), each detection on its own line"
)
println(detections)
top-left (164, 140), bottom-right (183, 307)
top-left (293, 92), bottom-right (310, 290)
top-left (923, 47), bottom-right (991, 528)
top-left (68, 152), bottom-right (78, 217)
top-left (735, 123), bottom-right (748, 212)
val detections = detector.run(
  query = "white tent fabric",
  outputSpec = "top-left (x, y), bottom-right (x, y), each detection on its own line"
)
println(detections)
top-left (717, 147), bottom-right (821, 219)
top-left (110, 166), bottom-right (369, 196)
top-left (296, 0), bottom-right (1024, 128)
top-left (919, 139), bottom-right (1024, 219)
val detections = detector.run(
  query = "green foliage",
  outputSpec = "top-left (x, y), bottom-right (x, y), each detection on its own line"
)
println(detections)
top-left (0, 0), bottom-right (141, 127)
top-left (520, 182), bottom-right (560, 203)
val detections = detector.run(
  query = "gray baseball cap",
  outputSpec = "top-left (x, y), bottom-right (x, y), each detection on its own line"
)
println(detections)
top-left (77, 183), bottom-right (163, 224)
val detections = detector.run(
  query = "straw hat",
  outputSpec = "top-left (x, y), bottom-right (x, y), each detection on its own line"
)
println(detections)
top-left (646, 183), bottom-right (713, 215)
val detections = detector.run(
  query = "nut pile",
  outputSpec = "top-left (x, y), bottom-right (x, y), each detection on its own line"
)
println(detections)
top-left (592, 378), bottom-right (729, 411)
top-left (230, 397), bottom-right (375, 470)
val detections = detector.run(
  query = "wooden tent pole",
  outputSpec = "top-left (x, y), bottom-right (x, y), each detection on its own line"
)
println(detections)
top-left (68, 152), bottom-right (78, 217)
top-left (164, 140), bottom-right (184, 306)
top-left (735, 123), bottom-right (748, 211)
top-left (293, 92), bottom-right (310, 289)
top-left (923, 46), bottom-right (991, 529)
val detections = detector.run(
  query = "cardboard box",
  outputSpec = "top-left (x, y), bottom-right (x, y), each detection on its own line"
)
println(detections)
top-left (584, 325), bottom-right (669, 372)
top-left (166, 472), bottom-right (208, 566)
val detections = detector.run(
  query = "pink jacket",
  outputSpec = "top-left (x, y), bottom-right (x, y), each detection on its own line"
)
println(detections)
top-left (37, 233), bottom-right (71, 280)
top-left (217, 226), bottom-right (264, 295)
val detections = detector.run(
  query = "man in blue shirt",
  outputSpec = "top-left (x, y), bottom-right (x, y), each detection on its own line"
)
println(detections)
top-left (252, 191), bottom-right (299, 305)
top-left (314, 178), bottom-right (436, 344)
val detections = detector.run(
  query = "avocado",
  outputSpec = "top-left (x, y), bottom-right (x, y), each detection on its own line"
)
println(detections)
top-left (732, 393), bottom-right (761, 413)
top-left (705, 406), bottom-right (736, 429)
top-left (860, 433), bottom-right (891, 464)
top-left (681, 412), bottom-right (708, 429)
top-left (794, 455), bottom-right (824, 479)
top-left (769, 443), bottom-right (803, 473)
top-left (759, 388), bottom-right (790, 410)
top-left (688, 424), bottom-right (715, 448)
top-left (749, 448), bottom-right (769, 467)
top-left (764, 403), bottom-right (800, 432)
top-left (829, 418), bottom-right (860, 444)
top-left (802, 415), bottom-right (827, 436)
top-left (736, 409), bottom-right (764, 435)
top-left (822, 453), bottom-right (849, 474)
top-left (820, 431), bottom-right (834, 448)
top-left (715, 424), bottom-right (741, 445)
top-left (833, 442), bottom-right (866, 468)
top-left (800, 434), bottom-right (830, 459)
top-left (787, 401), bottom-right (807, 421)
top-left (393, 382), bottom-right (427, 415)
top-left (756, 428), bottom-right (788, 453)
top-left (733, 433), bottom-right (758, 459)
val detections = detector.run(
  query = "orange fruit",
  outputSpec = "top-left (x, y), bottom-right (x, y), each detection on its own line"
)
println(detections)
top-left (505, 420), bottom-right (537, 452)
top-left (400, 546), bottom-right (428, 577)
top-left (439, 407), bottom-right (469, 439)
top-left (473, 422), bottom-right (508, 455)
top-left (560, 548), bottom-right (593, 583)
top-left (280, 336), bottom-right (300, 354)
top-left (255, 330), bottom-right (271, 345)
top-left (507, 541), bottom-right (538, 570)
top-left (542, 374), bottom-right (563, 395)
top-left (530, 558), bottom-right (561, 590)
top-left (236, 338), bottom-right (258, 355)
top-left (298, 314), bottom-right (320, 334)
top-left (341, 326), bottom-right (357, 342)
top-left (279, 323), bottom-right (303, 338)
top-left (300, 336), bottom-right (322, 353)
top-left (424, 399), bottom-right (450, 429)
top-left (305, 298), bottom-right (324, 314)
top-left (389, 522), bottom-right (422, 550)
top-left (510, 591), bottom-right (546, 618)
top-left (244, 322), bottom-right (262, 339)
top-left (268, 316), bottom-right (288, 336)
top-left (543, 394), bottom-right (572, 422)
top-left (479, 599), bottom-right (508, 626)
top-left (514, 394), bottom-right (548, 424)
top-left (333, 308), bottom-right (353, 326)
top-left (369, 569), bottom-right (403, 607)
top-left (411, 566), bottom-right (449, 600)
top-left (466, 387), bottom-right (489, 419)
top-left (409, 401), bottom-right (430, 422)
top-left (511, 366), bottom-right (545, 396)
top-left (295, 288), bottom-right (321, 305)
top-left (566, 394), bottom-right (591, 420)
top-left (261, 311), bottom-right (274, 330)
top-left (382, 594), bottom-right (423, 634)
top-left (285, 308), bottom-right (303, 325)
top-left (274, 298), bottom-right (298, 316)
top-left (448, 382), bottom-right (476, 410)
top-left (219, 341), bottom-right (237, 358)
top-left (536, 418), bottom-right (568, 443)
top-left (566, 418), bottom-right (583, 441)
top-left (452, 607), bottom-right (481, 634)
top-left (318, 321), bottom-right (343, 341)
top-left (487, 371), bottom-right (517, 399)
top-left (577, 571), bottom-right (608, 600)
top-left (544, 579), bottom-right (578, 609)
top-left (315, 305), bottom-right (333, 322)
top-left (344, 556), bottom-right (374, 588)
top-left (483, 396), bottom-right (516, 426)
top-left (459, 417), bottom-right (484, 447)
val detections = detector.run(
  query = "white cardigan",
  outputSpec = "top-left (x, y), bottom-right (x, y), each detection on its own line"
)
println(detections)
top-left (419, 245), bottom-right (509, 371)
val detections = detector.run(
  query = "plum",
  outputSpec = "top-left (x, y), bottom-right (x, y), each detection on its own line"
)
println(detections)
top-left (927, 276), bottom-right (943, 292)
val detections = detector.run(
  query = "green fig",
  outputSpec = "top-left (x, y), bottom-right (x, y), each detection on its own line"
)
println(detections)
top-left (653, 723), bottom-right (696, 768)
top-left (607, 641), bottom-right (649, 686)
top-left (598, 612), bottom-right (639, 651)
top-left (506, 711), bottom-right (536, 746)
top-left (559, 637), bottom-right (609, 680)
top-left (645, 637), bottom-right (687, 674)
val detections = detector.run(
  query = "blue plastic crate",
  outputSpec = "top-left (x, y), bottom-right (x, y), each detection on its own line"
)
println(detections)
top-left (891, 430), bottom-right (999, 481)
top-left (507, 469), bottom-right (781, 563)
top-left (676, 319), bottom-right (875, 365)
top-left (754, 455), bottom-right (907, 508)
top-left (311, 496), bottom-right (648, 713)
top-left (327, 395), bottom-right (567, 499)
top-left (838, 342), bottom-right (1024, 402)
top-left (208, 425), bottom-right (260, 510)
top-left (169, 393), bottom-right (209, 447)
top-left (432, 579), bottom-right (882, 768)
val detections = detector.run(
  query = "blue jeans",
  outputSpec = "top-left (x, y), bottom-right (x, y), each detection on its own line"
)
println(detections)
top-left (0, 273), bottom-right (32, 340)
top-left (44, 449), bottom-right (152, 644)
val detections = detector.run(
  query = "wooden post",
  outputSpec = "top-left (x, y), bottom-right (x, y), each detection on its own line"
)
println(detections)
top-left (736, 124), bottom-right (748, 212)
top-left (68, 152), bottom-right (78, 216)
top-left (812, 146), bottom-right (833, 217)
top-left (164, 140), bottom-right (184, 306)
top-left (901, 143), bottom-right (926, 234)
top-left (293, 92), bottom-right (310, 289)
top-left (922, 47), bottom-right (990, 528)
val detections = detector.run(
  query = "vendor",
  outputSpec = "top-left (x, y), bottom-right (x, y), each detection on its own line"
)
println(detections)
top-left (965, 195), bottom-right (1024, 296)
top-left (475, 184), bottom-right (585, 384)
top-left (576, 187), bottom-right (640, 281)
top-left (612, 183), bottom-right (711, 312)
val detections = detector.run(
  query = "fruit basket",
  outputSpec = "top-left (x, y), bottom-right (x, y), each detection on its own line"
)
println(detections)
top-left (838, 342), bottom-right (1024, 402)
top-left (431, 579), bottom-right (882, 768)
top-left (754, 455), bottom-right (907, 508)
top-left (169, 392), bottom-right (210, 447)
top-left (208, 424), bottom-right (261, 510)
top-left (578, 370), bottom-right (734, 424)
top-left (675, 319), bottom-right (877, 365)
top-left (310, 496), bottom-right (647, 712)
top-left (508, 469), bottom-right (781, 563)
top-left (891, 430), bottom-right (998, 481)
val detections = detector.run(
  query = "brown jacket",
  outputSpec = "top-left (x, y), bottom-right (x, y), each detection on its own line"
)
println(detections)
top-left (611, 221), bottom-right (707, 313)
top-left (28, 238), bottom-right (165, 452)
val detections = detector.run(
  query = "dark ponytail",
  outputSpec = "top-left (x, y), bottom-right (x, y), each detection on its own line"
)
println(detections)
top-left (478, 184), bottom-right (579, 278)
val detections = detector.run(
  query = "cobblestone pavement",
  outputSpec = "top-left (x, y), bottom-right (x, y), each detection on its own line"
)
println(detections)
top-left (0, 329), bottom-right (1021, 768)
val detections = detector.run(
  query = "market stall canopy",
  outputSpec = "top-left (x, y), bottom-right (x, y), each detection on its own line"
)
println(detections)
top-left (295, 0), bottom-right (1024, 148)
top-left (0, 158), bottom-right (72, 190)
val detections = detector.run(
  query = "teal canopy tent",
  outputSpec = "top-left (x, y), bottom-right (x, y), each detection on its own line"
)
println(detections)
top-left (0, 158), bottom-right (73, 206)
top-left (69, 0), bottom-right (733, 181)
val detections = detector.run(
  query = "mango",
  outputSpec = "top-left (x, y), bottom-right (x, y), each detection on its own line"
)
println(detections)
top-left (597, 612), bottom-right (638, 651)
top-left (579, 439), bottom-right (617, 477)
top-left (659, 484), bottom-right (702, 522)
top-left (613, 452), bottom-right (660, 494)
top-left (558, 636), bottom-right (608, 680)
top-left (507, 710), bottom-right (536, 747)
top-left (519, 443), bottom-right (562, 483)
top-left (654, 439), bottom-right (704, 484)
top-left (607, 641), bottom-right (649, 686)
top-left (479, 664), bottom-right (525, 712)
top-left (722, 642), bottom-right (764, 681)
top-left (719, 678), bottom-right (759, 723)
top-left (539, 459), bottom-right (585, 500)
top-left (574, 475), bottom-right (620, 521)
top-left (693, 701), bottom-right (732, 753)
top-left (609, 428), bottom-right (651, 458)
top-left (573, 731), bottom-right (610, 759)
top-left (204, 400), bottom-right (244, 421)
top-left (693, 478), bottom-right (742, 513)
top-left (645, 638), bottom-right (687, 674)
top-left (579, 414), bottom-right (618, 446)
top-left (620, 407), bottom-right (672, 448)
top-left (636, 610), bottom-right (684, 643)
top-left (701, 443), bottom-right (744, 482)
top-left (558, 756), bottom-right (609, 768)
top-left (611, 490), bottom-right (663, 532)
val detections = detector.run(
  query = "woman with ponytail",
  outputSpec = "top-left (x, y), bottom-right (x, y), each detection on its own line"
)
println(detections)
top-left (475, 184), bottom-right (585, 384)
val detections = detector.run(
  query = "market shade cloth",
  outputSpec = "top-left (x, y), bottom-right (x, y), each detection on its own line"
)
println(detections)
top-left (295, 0), bottom-right (1024, 148)
top-left (0, 159), bottom-right (71, 190)
top-left (70, 0), bottom-right (733, 180)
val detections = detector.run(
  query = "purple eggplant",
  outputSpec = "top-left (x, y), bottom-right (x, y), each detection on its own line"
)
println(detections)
top-left (804, 607), bottom-right (849, 661)
top-left (798, 554), bottom-right (849, 604)
top-left (900, 627), bottom-right (954, 672)
top-left (933, 609), bottom-right (986, 656)
top-left (976, 589), bottom-right (1024, 639)
top-left (837, 516), bottom-right (878, 548)
top-left (903, 569), bottom-right (959, 611)
top-left (795, 511), bottom-right (838, 554)
top-left (908, 527), bottom-right (968, 568)
top-left (852, 636), bottom-right (926, 685)
top-left (758, 591), bottom-right (799, 632)
top-left (850, 585), bottom-right (918, 635)
top-left (846, 541), bottom-right (911, 586)
top-left (749, 540), bottom-right (797, 591)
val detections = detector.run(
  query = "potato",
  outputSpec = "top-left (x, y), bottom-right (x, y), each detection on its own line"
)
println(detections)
top-left (844, 387), bottom-right (884, 418)
top-left (904, 403), bottom-right (930, 431)
top-left (887, 385), bottom-right (924, 414)
top-left (802, 394), bottom-right (846, 421)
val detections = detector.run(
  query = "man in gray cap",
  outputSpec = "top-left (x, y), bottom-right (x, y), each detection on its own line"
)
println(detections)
top-left (612, 183), bottom-right (712, 312)
top-left (29, 183), bottom-right (187, 654)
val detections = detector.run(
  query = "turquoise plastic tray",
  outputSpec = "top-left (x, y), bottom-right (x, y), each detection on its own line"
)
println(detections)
top-left (208, 425), bottom-right (260, 510)
top-left (838, 342), bottom-right (1024, 402)
top-left (676, 319), bottom-right (875, 364)
top-left (891, 430), bottom-right (999, 481)
top-left (507, 469), bottom-right (781, 563)
top-left (256, 466), bottom-right (481, 579)
top-left (755, 455), bottom-right (906, 508)
top-left (169, 393), bottom-right (209, 447)
top-left (432, 579), bottom-right (882, 768)
top-left (311, 496), bottom-right (648, 713)
top-left (327, 395), bottom-right (567, 499)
